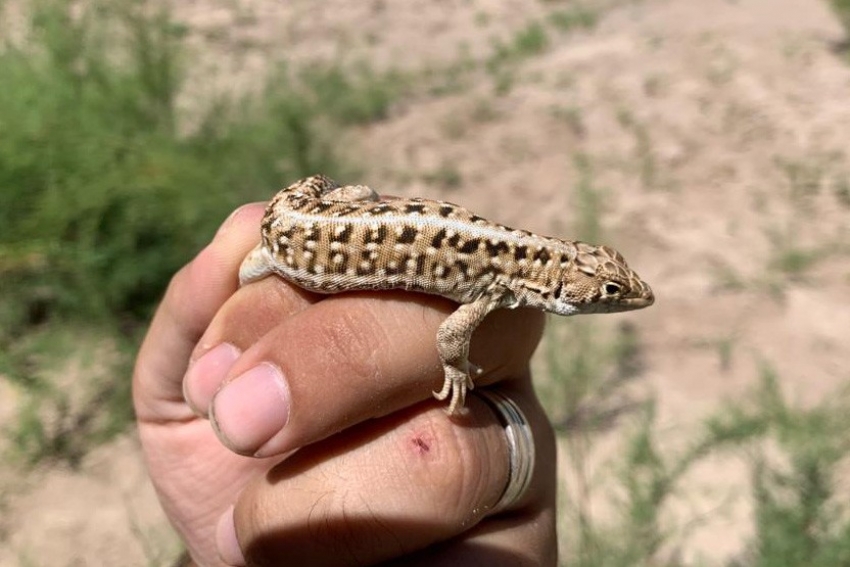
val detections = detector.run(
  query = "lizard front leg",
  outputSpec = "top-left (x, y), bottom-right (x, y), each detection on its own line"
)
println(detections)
top-left (433, 291), bottom-right (509, 415)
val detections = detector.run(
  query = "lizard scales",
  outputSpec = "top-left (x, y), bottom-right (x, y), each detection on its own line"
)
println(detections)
top-left (240, 175), bottom-right (655, 414)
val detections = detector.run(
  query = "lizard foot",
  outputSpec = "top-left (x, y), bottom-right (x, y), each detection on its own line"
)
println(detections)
top-left (433, 360), bottom-right (479, 415)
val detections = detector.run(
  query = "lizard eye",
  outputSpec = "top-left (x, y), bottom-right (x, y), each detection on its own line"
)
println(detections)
top-left (602, 281), bottom-right (622, 295)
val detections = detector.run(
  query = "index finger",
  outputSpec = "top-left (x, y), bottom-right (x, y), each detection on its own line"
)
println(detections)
top-left (133, 203), bottom-right (268, 423)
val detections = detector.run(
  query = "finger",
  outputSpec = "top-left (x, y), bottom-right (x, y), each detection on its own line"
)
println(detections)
top-left (218, 386), bottom-right (554, 567)
top-left (382, 387), bottom-right (558, 567)
top-left (191, 278), bottom-right (545, 456)
top-left (133, 203), bottom-right (266, 422)
top-left (382, 509), bottom-right (558, 567)
top-left (181, 275), bottom-right (318, 415)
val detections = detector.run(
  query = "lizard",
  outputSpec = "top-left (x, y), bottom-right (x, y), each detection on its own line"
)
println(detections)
top-left (239, 175), bottom-right (655, 415)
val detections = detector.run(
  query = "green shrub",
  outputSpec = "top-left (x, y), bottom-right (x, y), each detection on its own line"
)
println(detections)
top-left (486, 21), bottom-right (550, 86)
top-left (0, 0), bottom-right (397, 462)
top-left (303, 63), bottom-right (407, 125)
top-left (830, 0), bottom-right (850, 40)
top-left (548, 7), bottom-right (598, 33)
top-left (0, 0), bottom-right (361, 332)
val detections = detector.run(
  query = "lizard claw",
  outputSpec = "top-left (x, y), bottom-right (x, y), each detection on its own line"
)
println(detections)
top-left (433, 380), bottom-right (467, 416)
top-left (433, 362), bottom-right (477, 415)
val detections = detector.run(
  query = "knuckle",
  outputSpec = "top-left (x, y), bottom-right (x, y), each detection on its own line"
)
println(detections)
top-left (396, 411), bottom-right (500, 519)
top-left (309, 304), bottom-right (386, 380)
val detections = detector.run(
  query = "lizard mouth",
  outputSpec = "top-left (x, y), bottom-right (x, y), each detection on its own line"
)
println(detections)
top-left (597, 288), bottom-right (655, 313)
top-left (623, 288), bottom-right (655, 309)
top-left (624, 296), bottom-right (654, 309)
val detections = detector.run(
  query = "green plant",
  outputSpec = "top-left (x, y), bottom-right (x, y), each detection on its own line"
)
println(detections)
top-left (572, 153), bottom-right (604, 243)
top-left (0, 0), bottom-right (385, 464)
top-left (513, 21), bottom-right (549, 56)
top-left (542, 318), bottom-right (645, 434)
top-left (421, 48), bottom-right (477, 97)
top-left (829, 0), bottom-right (850, 44)
top-left (485, 21), bottom-right (550, 95)
top-left (710, 364), bottom-right (850, 567)
top-left (548, 7), bottom-right (598, 33)
top-left (616, 108), bottom-right (663, 191)
top-left (775, 156), bottom-right (825, 205)
top-left (835, 175), bottom-right (850, 207)
top-left (764, 225), bottom-right (823, 284)
top-left (2, 325), bottom-right (135, 466)
top-left (557, 395), bottom-right (713, 566)
top-left (551, 105), bottom-right (586, 137)
top-left (714, 334), bottom-right (736, 373)
top-left (0, 0), bottom-right (337, 328)
top-left (543, 318), bottom-right (665, 566)
top-left (470, 98), bottom-right (500, 123)
top-left (547, 326), bottom-right (850, 566)
top-left (302, 62), bottom-right (406, 125)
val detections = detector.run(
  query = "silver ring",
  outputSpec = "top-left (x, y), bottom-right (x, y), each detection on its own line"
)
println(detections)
top-left (476, 389), bottom-right (535, 514)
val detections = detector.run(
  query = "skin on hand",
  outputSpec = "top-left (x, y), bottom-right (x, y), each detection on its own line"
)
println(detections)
top-left (133, 203), bottom-right (557, 566)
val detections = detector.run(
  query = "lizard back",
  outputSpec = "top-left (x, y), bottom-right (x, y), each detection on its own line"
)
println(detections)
top-left (254, 175), bottom-right (581, 307)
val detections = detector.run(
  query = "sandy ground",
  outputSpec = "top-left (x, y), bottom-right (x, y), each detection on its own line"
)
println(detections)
top-left (2, 0), bottom-right (850, 564)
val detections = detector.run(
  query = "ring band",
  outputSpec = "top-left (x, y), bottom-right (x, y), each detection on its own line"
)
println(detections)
top-left (476, 389), bottom-right (535, 514)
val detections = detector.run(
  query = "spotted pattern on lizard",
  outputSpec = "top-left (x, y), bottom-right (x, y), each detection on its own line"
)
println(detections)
top-left (240, 175), bottom-right (655, 414)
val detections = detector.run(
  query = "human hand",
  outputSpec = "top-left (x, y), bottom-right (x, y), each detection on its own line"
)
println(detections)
top-left (133, 202), bottom-right (557, 566)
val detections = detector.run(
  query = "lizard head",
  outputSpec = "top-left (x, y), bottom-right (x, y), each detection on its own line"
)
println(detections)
top-left (551, 243), bottom-right (654, 316)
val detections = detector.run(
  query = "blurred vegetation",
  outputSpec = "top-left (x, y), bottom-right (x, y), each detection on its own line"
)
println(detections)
top-left (548, 6), bottom-right (599, 33)
top-left (540, 152), bottom-right (850, 563)
top-left (544, 325), bottom-right (850, 566)
top-left (830, 0), bottom-right (850, 49)
top-left (0, 0), bottom-right (399, 464)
